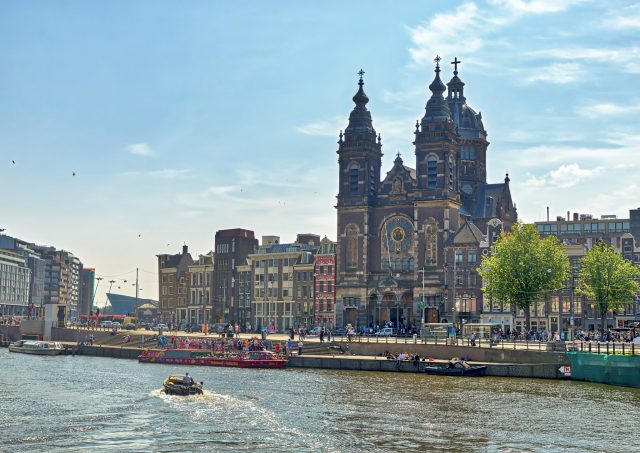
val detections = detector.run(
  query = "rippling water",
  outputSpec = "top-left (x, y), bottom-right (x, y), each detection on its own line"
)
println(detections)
top-left (1, 348), bottom-right (639, 452)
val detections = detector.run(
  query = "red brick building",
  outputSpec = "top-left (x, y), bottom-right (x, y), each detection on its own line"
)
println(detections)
top-left (314, 237), bottom-right (336, 328)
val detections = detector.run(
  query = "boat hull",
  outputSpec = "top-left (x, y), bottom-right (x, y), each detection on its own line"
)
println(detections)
top-left (163, 381), bottom-right (203, 396)
top-left (8, 342), bottom-right (64, 356)
top-left (139, 350), bottom-right (287, 368)
top-left (424, 365), bottom-right (487, 377)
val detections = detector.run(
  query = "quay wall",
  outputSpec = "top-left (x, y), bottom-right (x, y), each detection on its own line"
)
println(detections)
top-left (0, 326), bottom-right (21, 342)
top-left (74, 345), bottom-right (567, 380)
top-left (341, 342), bottom-right (567, 365)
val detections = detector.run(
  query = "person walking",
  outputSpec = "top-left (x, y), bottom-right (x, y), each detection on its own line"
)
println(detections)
top-left (287, 338), bottom-right (293, 356)
top-left (298, 340), bottom-right (303, 356)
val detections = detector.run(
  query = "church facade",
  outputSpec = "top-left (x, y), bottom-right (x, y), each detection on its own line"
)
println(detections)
top-left (334, 58), bottom-right (517, 330)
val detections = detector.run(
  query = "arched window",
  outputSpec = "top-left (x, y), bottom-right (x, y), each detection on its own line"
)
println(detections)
top-left (345, 224), bottom-right (359, 270)
top-left (425, 220), bottom-right (437, 265)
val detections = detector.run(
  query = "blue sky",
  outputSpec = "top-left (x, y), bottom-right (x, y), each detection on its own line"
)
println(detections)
top-left (1, 0), bottom-right (639, 304)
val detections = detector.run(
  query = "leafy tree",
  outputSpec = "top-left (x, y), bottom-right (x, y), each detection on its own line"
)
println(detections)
top-left (479, 223), bottom-right (569, 331)
top-left (578, 243), bottom-right (640, 331)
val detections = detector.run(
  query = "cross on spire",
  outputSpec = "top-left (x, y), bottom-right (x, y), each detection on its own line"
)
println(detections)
top-left (358, 68), bottom-right (365, 80)
top-left (434, 55), bottom-right (441, 69)
top-left (396, 152), bottom-right (401, 159)
top-left (451, 57), bottom-right (461, 75)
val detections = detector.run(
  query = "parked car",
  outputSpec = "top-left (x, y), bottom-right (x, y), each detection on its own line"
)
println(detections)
top-left (333, 327), bottom-right (347, 336)
top-left (154, 323), bottom-right (169, 331)
top-left (123, 323), bottom-right (136, 330)
top-left (111, 321), bottom-right (121, 328)
top-left (309, 327), bottom-right (323, 336)
top-left (99, 321), bottom-right (112, 328)
top-left (375, 327), bottom-right (396, 337)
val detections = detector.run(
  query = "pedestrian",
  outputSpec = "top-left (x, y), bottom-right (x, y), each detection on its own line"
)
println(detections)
top-left (298, 340), bottom-right (303, 356)
top-left (287, 338), bottom-right (293, 356)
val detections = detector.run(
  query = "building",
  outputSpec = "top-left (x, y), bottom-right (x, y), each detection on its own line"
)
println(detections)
top-left (249, 235), bottom-right (318, 332)
top-left (157, 245), bottom-right (194, 324)
top-left (0, 249), bottom-right (31, 317)
top-left (187, 252), bottom-right (214, 325)
top-left (533, 208), bottom-right (640, 332)
top-left (236, 262), bottom-right (253, 331)
top-left (80, 268), bottom-right (95, 316)
top-left (106, 292), bottom-right (158, 316)
top-left (314, 237), bottom-right (336, 328)
top-left (0, 234), bottom-right (45, 316)
top-left (334, 59), bottom-right (516, 330)
top-left (213, 228), bottom-right (258, 324)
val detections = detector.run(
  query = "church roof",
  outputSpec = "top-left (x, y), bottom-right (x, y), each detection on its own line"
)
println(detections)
top-left (474, 183), bottom-right (508, 218)
top-left (450, 220), bottom-right (485, 245)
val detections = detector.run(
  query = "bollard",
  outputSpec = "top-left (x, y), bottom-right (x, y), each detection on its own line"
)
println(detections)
top-left (606, 343), bottom-right (609, 355)
top-left (613, 343), bottom-right (616, 355)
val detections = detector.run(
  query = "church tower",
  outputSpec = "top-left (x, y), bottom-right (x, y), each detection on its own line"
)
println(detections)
top-left (446, 57), bottom-right (488, 216)
top-left (336, 70), bottom-right (382, 207)
top-left (414, 57), bottom-right (460, 200)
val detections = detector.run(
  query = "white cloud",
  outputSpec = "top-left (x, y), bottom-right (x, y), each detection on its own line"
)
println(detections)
top-left (527, 46), bottom-right (640, 74)
top-left (126, 143), bottom-right (156, 157)
top-left (603, 4), bottom-right (640, 29)
top-left (407, 3), bottom-right (483, 65)
top-left (123, 169), bottom-right (191, 179)
top-left (548, 163), bottom-right (603, 188)
top-left (578, 101), bottom-right (640, 118)
top-left (520, 164), bottom-right (602, 189)
top-left (523, 62), bottom-right (582, 84)
top-left (295, 117), bottom-right (343, 137)
top-left (488, 0), bottom-right (586, 14)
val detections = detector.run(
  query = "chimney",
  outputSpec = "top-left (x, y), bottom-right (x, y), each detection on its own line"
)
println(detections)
top-left (567, 211), bottom-right (570, 221)
top-left (182, 245), bottom-right (188, 255)
top-left (546, 206), bottom-right (549, 222)
top-left (573, 212), bottom-right (579, 221)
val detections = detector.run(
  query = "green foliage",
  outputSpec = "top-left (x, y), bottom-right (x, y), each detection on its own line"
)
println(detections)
top-left (479, 223), bottom-right (570, 328)
top-left (578, 243), bottom-right (640, 329)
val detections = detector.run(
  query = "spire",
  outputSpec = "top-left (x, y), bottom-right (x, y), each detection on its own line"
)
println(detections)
top-left (344, 69), bottom-right (376, 138)
top-left (421, 55), bottom-right (452, 125)
top-left (447, 57), bottom-right (465, 102)
top-left (504, 172), bottom-right (510, 185)
top-left (394, 152), bottom-right (403, 165)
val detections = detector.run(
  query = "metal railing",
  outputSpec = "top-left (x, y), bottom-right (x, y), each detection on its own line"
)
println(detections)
top-left (330, 334), bottom-right (639, 355)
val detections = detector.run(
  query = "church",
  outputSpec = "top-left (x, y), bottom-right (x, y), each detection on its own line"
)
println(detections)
top-left (335, 57), bottom-right (517, 331)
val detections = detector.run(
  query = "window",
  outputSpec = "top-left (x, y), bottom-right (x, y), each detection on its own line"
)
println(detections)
top-left (328, 265), bottom-right (333, 275)
top-left (346, 224), bottom-right (359, 270)
top-left (427, 158), bottom-right (437, 189)
top-left (468, 250), bottom-right (477, 264)
top-left (455, 250), bottom-right (463, 265)
top-left (448, 158), bottom-right (455, 190)
top-left (537, 224), bottom-right (557, 235)
top-left (319, 265), bottom-right (325, 275)
top-left (460, 146), bottom-right (476, 160)
top-left (349, 169), bottom-right (359, 193)
top-left (425, 220), bottom-right (437, 265)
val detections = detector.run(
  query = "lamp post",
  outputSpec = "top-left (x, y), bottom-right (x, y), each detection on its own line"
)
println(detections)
top-left (419, 267), bottom-right (426, 324)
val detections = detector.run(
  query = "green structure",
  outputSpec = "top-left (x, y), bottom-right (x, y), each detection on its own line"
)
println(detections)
top-left (567, 351), bottom-right (640, 389)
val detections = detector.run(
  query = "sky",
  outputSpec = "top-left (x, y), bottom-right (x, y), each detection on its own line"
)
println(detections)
top-left (1, 0), bottom-right (639, 305)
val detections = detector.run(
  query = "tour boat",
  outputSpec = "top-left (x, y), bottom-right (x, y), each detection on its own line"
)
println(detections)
top-left (138, 348), bottom-right (287, 368)
top-left (8, 340), bottom-right (64, 356)
top-left (163, 375), bottom-right (204, 395)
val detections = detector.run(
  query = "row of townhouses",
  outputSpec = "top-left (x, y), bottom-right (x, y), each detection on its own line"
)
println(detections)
top-left (156, 230), bottom-right (337, 332)
top-left (0, 234), bottom-right (94, 320)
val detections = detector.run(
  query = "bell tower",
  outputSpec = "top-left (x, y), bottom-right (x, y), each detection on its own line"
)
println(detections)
top-left (336, 70), bottom-right (382, 207)
top-left (414, 56), bottom-right (460, 200)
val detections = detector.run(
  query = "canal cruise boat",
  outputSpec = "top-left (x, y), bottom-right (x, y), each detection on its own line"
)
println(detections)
top-left (8, 340), bottom-right (64, 356)
top-left (138, 349), bottom-right (287, 368)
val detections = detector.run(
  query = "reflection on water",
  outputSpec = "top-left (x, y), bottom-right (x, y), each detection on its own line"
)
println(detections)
top-left (1, 348), bottom-right (639, 452)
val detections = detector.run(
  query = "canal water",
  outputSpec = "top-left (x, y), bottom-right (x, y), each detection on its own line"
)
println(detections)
top-left (1, 348), bottom-right (638, 452)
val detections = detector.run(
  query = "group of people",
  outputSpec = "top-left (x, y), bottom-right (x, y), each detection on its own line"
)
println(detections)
top-left (0, 316), bottom-right (21, 326)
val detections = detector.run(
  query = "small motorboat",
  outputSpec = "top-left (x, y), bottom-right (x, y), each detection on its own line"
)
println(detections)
top-left (424, 358), bottom-right (487, 377)
top-left (162, 375), bottom-right (203, 395)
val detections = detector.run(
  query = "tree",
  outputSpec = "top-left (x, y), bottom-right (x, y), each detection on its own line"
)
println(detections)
top-left (479, 223), bottom-right (569, 332)
top-left (578, 243), bottom-right (640, 332)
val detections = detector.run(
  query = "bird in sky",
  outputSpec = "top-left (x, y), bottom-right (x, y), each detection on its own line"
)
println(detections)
top-left (72, 171), bottom-right (76, 176)
top-left (138, 234), bottom-right (142, 238)
top-left (12, 160), bottom-right (15, 164)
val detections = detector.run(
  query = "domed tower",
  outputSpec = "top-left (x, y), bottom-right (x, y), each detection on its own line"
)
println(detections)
top-left (414, 56), bottom-right (460, 199)
top-left (446, 57), bottom-right (488, 215)
top-left (336, 69), bottom-right (383, 207)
